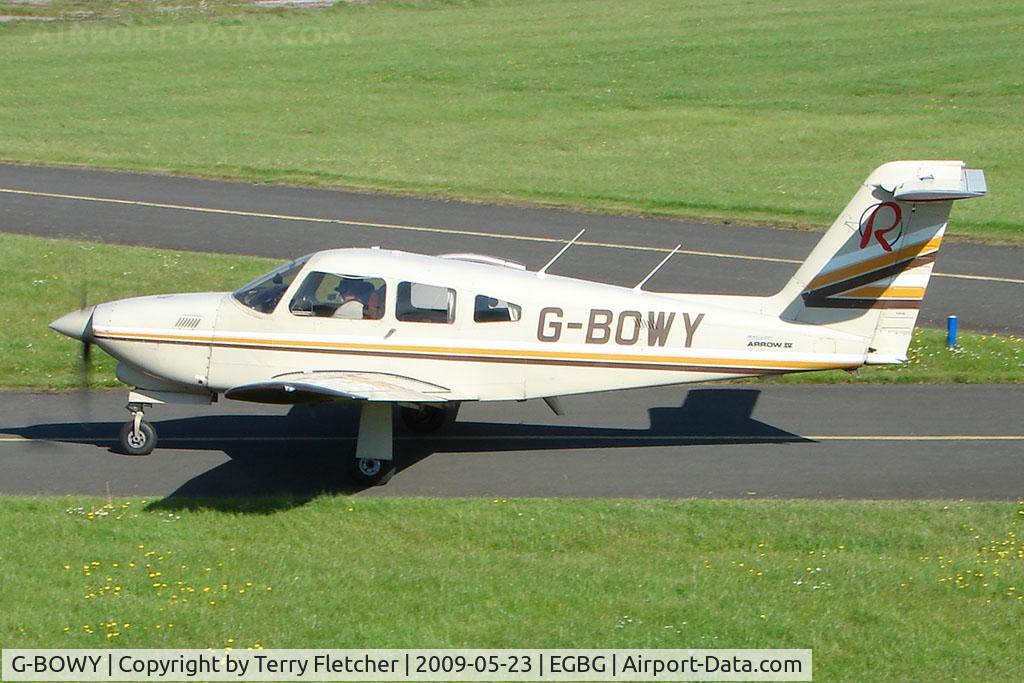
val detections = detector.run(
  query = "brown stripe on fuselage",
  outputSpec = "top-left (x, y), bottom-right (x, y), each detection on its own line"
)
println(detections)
top-left (92, 333), bottom-right (856, 374)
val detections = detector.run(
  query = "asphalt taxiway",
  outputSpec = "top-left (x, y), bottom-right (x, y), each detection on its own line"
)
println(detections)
top-left (1, 163), bottom-right (1022, 333)
top-left (1, 385), bottom-right (1021, 499)
top-left (0, 164), bottom-right (1021, 500)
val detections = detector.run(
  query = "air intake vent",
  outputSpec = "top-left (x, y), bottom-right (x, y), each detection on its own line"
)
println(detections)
top-left (175, 315), bottom-right (202, 329)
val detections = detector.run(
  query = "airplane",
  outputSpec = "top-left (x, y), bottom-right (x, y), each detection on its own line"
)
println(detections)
top-left (49, 160), bottom-right (987, 485)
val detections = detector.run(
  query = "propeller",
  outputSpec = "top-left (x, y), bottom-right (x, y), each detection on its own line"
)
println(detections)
top-left (49, 272), bottom-right (99, 423)
top-left (78, 284), bottom-right (93, 389)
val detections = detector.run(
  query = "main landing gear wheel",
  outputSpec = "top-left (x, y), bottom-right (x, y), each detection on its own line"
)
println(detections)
top-left (119, 419), bottom-right (157, 456)
top-left (351, 457), bottom-right (395, 486)
top-left (400, 403), bottom-right (459, 433)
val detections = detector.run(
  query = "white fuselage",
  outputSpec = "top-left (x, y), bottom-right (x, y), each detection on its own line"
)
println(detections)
top-left (83, 248), bottom-right (870, 404)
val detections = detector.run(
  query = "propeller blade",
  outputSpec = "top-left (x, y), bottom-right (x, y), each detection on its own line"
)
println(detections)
top-left (80, 340), bottom-right (92, 388)
top-left (73, 282), bottom-right (95, 421)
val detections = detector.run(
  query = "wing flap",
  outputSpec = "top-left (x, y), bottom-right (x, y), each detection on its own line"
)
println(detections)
top-left (225, 371), bottom-right (454, 404)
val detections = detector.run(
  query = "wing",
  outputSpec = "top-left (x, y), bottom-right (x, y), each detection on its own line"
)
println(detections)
top-left (224, 371), bottom-right (457, 405)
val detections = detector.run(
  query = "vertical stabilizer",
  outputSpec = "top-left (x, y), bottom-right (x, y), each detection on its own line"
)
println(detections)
top-left (769, 161), bottom-right (986, 363)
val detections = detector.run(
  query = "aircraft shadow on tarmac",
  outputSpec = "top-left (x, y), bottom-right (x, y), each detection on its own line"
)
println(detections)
top-left (3, 389), bottom-right (807, 510)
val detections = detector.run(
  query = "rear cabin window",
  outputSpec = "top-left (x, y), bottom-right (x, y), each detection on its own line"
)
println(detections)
top-left (396, 282), bottom-right (456, 324)
top-left (288, 272), bottom-right (386, 320)
top-left (474, 295), bottom-right (522, 323)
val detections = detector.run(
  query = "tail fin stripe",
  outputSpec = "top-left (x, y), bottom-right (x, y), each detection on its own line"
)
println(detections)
top-left (804, 254), bottom-right (936, 300)
top-left (811, 231), bottom-right (942, 278)
top-left (799, 297), bottom-right (922, 310)
top-left (807, 237), bottom-right (942, 290)
top-left (842, 286), bottom-right (927, 299)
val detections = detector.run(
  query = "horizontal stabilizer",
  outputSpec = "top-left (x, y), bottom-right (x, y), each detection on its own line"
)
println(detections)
top-left (891, 166), bottom-right (987, 201)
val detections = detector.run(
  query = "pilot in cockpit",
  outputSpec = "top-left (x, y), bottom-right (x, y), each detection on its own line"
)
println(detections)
top-left (332, 279), bottom-right (372, 319)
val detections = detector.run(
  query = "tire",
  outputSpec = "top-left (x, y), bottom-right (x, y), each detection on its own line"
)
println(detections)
top-left (351, 458), bottom-right (395, 486)
top-left (119, 419), bottom-right (157, 456)
top-left (400, 403), bottom-right (459, 433)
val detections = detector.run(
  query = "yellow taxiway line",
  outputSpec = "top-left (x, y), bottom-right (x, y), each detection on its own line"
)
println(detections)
top-left (2, 186), bottom-right (1021, 285)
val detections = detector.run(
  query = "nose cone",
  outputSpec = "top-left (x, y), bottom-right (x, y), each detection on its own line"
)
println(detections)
top-left (50, 306), bottom-right (95, 341)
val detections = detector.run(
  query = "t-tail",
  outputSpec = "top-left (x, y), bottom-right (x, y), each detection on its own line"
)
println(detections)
top-left (768, 160), bottom-right (986, 364)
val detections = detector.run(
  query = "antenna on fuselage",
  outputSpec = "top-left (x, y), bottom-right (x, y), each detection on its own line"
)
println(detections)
top-left (538, 229), bottom-right (586, 276)
top-left (633, 244), bottom-right (681, 292)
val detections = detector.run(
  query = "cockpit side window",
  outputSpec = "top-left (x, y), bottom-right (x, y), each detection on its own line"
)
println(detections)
top-left (232, 257), bottom-right (309, 314)
top-left (396, 282), bottom-right (456, 324)
top-left (474, 295), bottom-right (522, 323)
top-left (289, 272), bottom-right (386, 320)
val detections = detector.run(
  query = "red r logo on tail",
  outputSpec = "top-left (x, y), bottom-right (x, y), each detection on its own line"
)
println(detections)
top-left (859, 201), bottom-right (902, 252)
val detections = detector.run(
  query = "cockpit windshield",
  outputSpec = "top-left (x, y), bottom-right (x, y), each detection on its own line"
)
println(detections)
top-left (232, 256), bottom-right (309, 314)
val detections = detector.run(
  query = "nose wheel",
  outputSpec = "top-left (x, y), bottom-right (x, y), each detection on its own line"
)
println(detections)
top-left (119, 404), bottom-right (157, 456)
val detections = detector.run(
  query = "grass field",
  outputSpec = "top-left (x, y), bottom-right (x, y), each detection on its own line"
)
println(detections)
top-left (757, 328), bottom-right (1024, 385)
top-left (0, 496), bottom-right (1021, 679)
top-left (0, 0), bottom-right (1022, 239)
top-left (2, 233), bottom-right (1021, 388)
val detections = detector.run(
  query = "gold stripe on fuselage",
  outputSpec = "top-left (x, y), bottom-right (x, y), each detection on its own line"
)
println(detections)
top-left (93, 329), bottom-right (857, 373)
